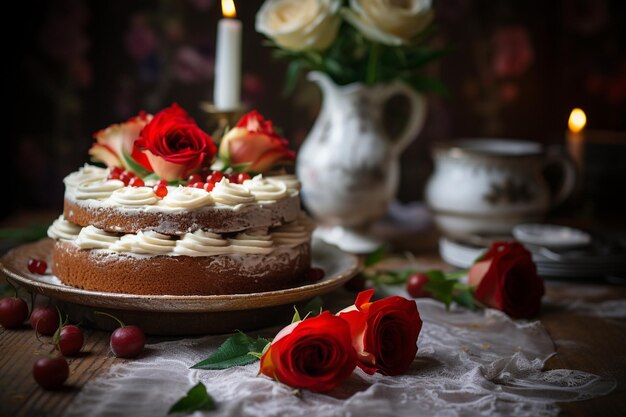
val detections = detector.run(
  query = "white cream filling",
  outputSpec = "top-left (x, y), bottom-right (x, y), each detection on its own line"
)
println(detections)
top-left (47, 215), bottom-right (82, 240)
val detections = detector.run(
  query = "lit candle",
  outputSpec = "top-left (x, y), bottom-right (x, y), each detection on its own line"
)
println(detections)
top-left (567, 108), bottom-right (587, 172)
top-left (214, 0), bottom-right (241, 110)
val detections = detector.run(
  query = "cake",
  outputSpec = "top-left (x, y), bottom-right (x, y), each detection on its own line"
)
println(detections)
top-left (46, 104), bottom-right (314, 295)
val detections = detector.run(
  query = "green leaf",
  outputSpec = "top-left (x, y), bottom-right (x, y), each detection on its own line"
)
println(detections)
top-left (121, 151), bottom-right (151, 177)
top-left (291, 306), bottom-right (301, 324)
top-left (364, 246), bottom-right (386, 267)
top-left (283, 60), bottom-right (304, 96)
top-left (452, 287), bottom-right (477, 310)
top-left (168, 382), bottom-right (216, 414)
top-left (301, 296), bottom-right (323, 317)
top-left (190, 332), bottom-right (270, 370)
top-left (423, 270), bottom-right (456, 307)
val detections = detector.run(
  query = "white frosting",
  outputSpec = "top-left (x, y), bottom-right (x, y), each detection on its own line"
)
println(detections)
top-left (267, 174), bottom-right (301, 192)
top-left (108, 234), bottom-right (136, 252)
top-left (75, 226), bottom-right (119, 249)
top-left (271, 219), bottom-right (311, 247)
top-left (243, 175), bottom-right (288, 201)
top-left (229, 230), bottom-right (274, 255)
top-left (174, 230), bottom-right (230, 256)
top-left (47, 215), bottom-right (82, 240)
top-left (63, 164), bottom-right (108, 188)
top-left (212, 178), bottom-right (255, 205)
top-left (110, 186), bottom-right (158, 206)
top-left (74, 180), bottom-right (125, 200)
top-left (128, 231), bottom-right (176, 254)
top-left (161, 186), bottom-right (213, 209)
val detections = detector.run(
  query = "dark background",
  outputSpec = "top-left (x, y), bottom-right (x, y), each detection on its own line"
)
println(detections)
top-left (5, 0), bottom-right (626, 221)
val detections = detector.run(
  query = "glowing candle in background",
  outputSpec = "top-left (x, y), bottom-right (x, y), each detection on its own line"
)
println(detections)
top-left (214, 0), bottom-right (241, 110)
top-left (567, 108), bottom-right (587, 173)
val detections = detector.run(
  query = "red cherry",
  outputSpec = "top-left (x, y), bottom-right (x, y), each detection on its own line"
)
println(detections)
top-left (111, 326), bottom-right (145, 358)
top-left (30, 306), bottom-right (60, 336)
top-left (406, 273), bottom-right (430, 298)
top-left (203, 182), bottom-right (215, 192)
top-left (0, 297), bottom-right (29, 329)
top-left (344, 275), bottom-right (366, 292)
top-left (192, 182), bottom-right (205, 189)
top-left (58, 325), bottom-right (84, 356)
top-left (153, 185), bottom-right (168, 198)
top-left (237, 173), bottom-right (251, 183)
top-left (129, 177), bottom-right (145, 187)
top-left (28, 258), bottom-right (47, 275)
top-left (33, 356), bottom-right (69, 390)
top-left (187, 173), bottom-right (203, 185)
top-left (206, 171), bottom-right (224, 184)
top-left (107, 167), bottom-right (123, 180)
top-left (305, 267), bottom-right (325, 282)
top-left (227, 173), bottom-right (240, 183)
top-left (155, 179), bottom-right (169, 187)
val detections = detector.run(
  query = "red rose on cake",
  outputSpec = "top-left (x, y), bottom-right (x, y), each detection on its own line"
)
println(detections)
top-left (259, 312), bottom-right (357, 392)
top-left (133, 104), bottom-right (217, 181)
top-left (89, 112), bottom-right (151, 169)
top-left (219, 110), bottom-right (295, 173)
top-left (468, 241), bottom-right (544, 319)
top-left (337, 289), bottom-right (422, 376)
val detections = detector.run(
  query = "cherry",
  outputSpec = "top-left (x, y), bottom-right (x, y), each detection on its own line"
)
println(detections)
top-left (57, 325), bottom-right (84, 356)
top-left (129, 177), bottom-right (144, 187)
top-left (203, 182), bottom-right (215, 192)
top-left (344, 275), bottom-right (366, 292)
top-left (237, 173), bottom-right (251, 183)
top-left (96, 312), bottom-right (145, 358)
top-left (27, 258), bottom-right (47, 275)
top-left (192, 182), bottom-right (205, 189)
top-left (153, 185), bottom-right (168, 198)
top-left (119, 171), bottom-right (136, 186)
top-left (155, 179), bottom-right (169, 187)
top-left (0, 297), bottom-right (29, 329)
top-left (187, 173), bottom-right (203, 185)
top-left (305, 267), bottom-right (325, 282)
top-left (107, 167), bottom-right (123, 180)
top-left (206, 171), bottom-right (224, 184)
top-left (33, 356), bottom-right (69, 390)
top-left (406, 273), bottom-right (430, 298)
top-left (30, 306), bottom-right (60, 336)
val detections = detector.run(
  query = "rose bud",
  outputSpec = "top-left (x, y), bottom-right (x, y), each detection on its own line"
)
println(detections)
top-left (89, 111), bottom-right (151, 169)
top-left (133, 103), bottom-right (216, 181)
top-left (260, 312), bottom-right (357, 392)
top-left (468, 241), bottom-right (545, 319)
top-left (219, 110), bottom-right (295, 174)
top-left (337, 289), bottom-right (422, 376)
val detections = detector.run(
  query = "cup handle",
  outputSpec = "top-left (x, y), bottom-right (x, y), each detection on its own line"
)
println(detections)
top-left (545, 145), bottom-right (578, 207)
top-left (371, 81), bottom-right (427, 154)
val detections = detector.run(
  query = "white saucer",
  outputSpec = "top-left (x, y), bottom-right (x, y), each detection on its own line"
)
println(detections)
top-left (512, 224), bottom-right (591, 249)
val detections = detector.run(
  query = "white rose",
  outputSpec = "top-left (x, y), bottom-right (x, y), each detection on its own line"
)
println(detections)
top-left (343, 0), bottom-right (434, 46)
top-left (256, 0), bottom-right (342, 51)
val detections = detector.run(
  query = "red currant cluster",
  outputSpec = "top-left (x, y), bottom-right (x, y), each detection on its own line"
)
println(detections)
top-left (185, 171), bottom-right (251, 192)
top-left (107, 167), bottom-right (144, 187)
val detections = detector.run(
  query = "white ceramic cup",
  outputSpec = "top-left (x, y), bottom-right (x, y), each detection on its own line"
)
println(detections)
top-left (425, 139), bottom-right (577, 238)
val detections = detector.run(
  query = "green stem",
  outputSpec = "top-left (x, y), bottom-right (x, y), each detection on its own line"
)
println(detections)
top-left (445, 269), bottom-right (468, 280)
top-left (94, 311), bottom-right (125, 328)
top-left (366, 42), bottom-right (380, 85)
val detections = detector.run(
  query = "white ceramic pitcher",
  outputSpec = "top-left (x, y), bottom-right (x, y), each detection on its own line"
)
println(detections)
top-left (297, 72), bottom-right (427, 253)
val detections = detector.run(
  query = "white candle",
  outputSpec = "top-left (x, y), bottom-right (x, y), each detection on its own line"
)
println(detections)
top-left (214, 0), bottom-right (241, 110)
top-left (567, 108), bottom-right (586, 173)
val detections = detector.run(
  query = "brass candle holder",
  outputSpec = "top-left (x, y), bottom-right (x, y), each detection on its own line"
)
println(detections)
top-left (199, 101), bottom-right (247, 142)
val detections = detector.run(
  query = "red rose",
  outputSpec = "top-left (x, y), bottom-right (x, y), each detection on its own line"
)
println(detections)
top-left (89, 111), bottom-right (151, 169)
top-left (259, 312), bottom-right (357, 392)
top-left (219, 110), bottom-right (295, 173)
top-left (338, 289), bottom-right (422, 376)
top-left (133, 103), bottom-right (216, 181)
top-left (468, 241), bottom-right (545, 319)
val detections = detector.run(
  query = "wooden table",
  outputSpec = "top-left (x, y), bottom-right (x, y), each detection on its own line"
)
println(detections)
top-left (1, 212), bottom-right (625, 417)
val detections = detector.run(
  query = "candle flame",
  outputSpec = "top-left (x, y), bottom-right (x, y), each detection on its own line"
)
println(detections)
top-left (568, 108), bottom-right (586, 133)
top-left (222, 0), bottom-right (236, 18)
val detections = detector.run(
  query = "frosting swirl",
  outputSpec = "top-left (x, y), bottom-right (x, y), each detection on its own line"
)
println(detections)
top-left (75, 226), bottom-right (119, 249)
top-left (108, 234), bottom-right (136, 252)
top-left (74, 180), bottom-right (125, 200)
top-left (242, 175), bottom-right (288, 201)
top-left (110, 186), bottom-right (158, 206)
top-left (161, 186), bottom-right (213, 209)
top-left (229, 230), bottom-right (274, 254)
top-left (130, 231), bottom-right (176, 254)
top-left (63, 165), bottom-right (108, 189)
top-left (267, 174), bottom-right (301, 192)
top-left (212, 178), bottom-right (255, 205)
top-left (272, 219), bottom-right (311, 247)
top-left (174, 230), bottom-right (230, 256)
top-left (47, 215), bottom-right (82, 240)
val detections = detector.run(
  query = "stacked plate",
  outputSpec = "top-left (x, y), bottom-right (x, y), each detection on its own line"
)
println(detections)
top-left (439, 224), bottom-right (626, 280)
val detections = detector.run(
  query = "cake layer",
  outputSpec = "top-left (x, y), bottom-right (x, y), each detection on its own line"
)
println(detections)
top-left (52, 240), bottom-right (310, 295)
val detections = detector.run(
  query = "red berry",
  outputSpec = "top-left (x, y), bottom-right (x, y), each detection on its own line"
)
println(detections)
top-left (187, 173), bottom-right (203, 185)
top-left (111, 325), bottom-right (145, 358)
top-left (28, 258), bottom-right (47, 275)
top-left (129, 177), bottom-right (145, 187)
top-left (58, 325), bottom-right (84, 356)
top-left (30, 306), bottom-right (60, 336)
top-left (0, 297), bottom-right (29, 329)
top-left (344, 275), bottom-right (366, 292)
top-left (153, 185), bottom-right (168, 198)
top-left (406, 273), bottom-right (430, 298)
top-left (305, 267), bottom-right (325, 282)
top-left (107, 167), bottom-right (123, 180)
top-left (155, 179), bottom-right (169, 187)
top-left (33, 356), bottom-right (69, 390)
top-left (206, 171), bottom-right (224, 184)
top-left (237, 173), bottom-right (251, 183)
top-left (192, 182), bottom-right (205, 189)
top-left (227, 173), bottom-right (240, 183)
top-left (203, 182), bottom-right (215, 192)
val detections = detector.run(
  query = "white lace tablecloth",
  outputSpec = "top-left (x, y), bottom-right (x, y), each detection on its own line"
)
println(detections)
top-left (63, 289), bottom-right (617, 417)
